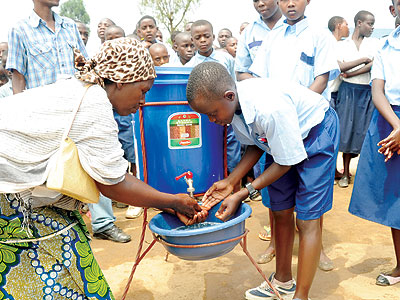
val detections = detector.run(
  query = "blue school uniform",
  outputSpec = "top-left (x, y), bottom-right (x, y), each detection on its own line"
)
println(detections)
top-left (232, 78), bottom-right (339, 220)
top-left (249, 17), bottom-right (340, 101)
top-left (235, 16), bottom-right (284, 74)
top-left (349, 27), bottom-right (400, 229)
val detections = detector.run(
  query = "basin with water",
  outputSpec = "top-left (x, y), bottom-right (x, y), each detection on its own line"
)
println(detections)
top-left (149, 202), bottom-right (252, 261)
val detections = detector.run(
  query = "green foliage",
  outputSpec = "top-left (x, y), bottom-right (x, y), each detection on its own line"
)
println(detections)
top-left (139, 0), bottom-right (200, 34)
top-left (60, 0), bottom-right (90, 25)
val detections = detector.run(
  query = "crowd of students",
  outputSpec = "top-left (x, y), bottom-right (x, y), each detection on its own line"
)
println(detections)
top-left (0, 0), bottom-right (400, 299)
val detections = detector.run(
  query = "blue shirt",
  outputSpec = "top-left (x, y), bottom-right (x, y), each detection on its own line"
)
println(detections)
top-left (370, 26), bottom-right (400, 106)
top-left (235, 16), bottom-right (284, 74)
top-left (6, 10), bottom-right (88, 89)
top-left (249, 18), bottom-right (340, 100)
top-left (113, 111), bottom-right (135, 163)
top-left (231, 78), bottom-right (329, 165)
top-left (186, 49), bottom-right (236, 80)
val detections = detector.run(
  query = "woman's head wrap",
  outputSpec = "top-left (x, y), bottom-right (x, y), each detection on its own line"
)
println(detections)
top-left (74, 37), bottom-right (156, 88)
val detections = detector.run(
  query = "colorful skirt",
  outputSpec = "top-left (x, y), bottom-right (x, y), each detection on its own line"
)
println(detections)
top-left (349, 106), bottom-right (400, 229)
top-left (0, 194), bottom-right (115, 300)
top-left (336, 81), bottom-right (375, 154)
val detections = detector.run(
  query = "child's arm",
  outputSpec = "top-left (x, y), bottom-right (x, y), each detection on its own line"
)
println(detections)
top-left (343, 61), bottom-right (373, 78)
top-left (202, 145), bottom-right (264, 208)
top-left (309, 72), bottom-right (329, 95)
top-left (372, 79), bottom-right (400, 162)
top-left (338, 57), bottom-right (372, 73)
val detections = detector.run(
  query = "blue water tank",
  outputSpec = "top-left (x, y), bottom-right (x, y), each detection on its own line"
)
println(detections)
top-left (134, 67), bottom-right (225, 195)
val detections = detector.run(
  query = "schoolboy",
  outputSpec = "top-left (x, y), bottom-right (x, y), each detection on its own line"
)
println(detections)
top-left (225, 37), bottom-right (238, 58)
top-left (249, 0), bottom-right (339, 101)
top-left (187, 62), bottom-right (339, 300)
top-left (217, 28), bottom-right (233, 48)
top-left (235, 0), bottom-right (284, 81)
top-left (149, 43), bottom-right (170, 66)
top-left (173, 32), bottom-right (195, 65)
top-left (104, 25), bottom-right (125, 41)
top-left (75, 21), bottom-right (89, 46)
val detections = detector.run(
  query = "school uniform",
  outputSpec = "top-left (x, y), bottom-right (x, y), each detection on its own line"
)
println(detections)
top-left (349, 26), bottom-right (400, 229)
top-left (249, 17), bottom-right (340, 101)
top-left (336, 36), bottom-right (380, 154)
top-left (232, 78), bottom-right (339, 220)
top-left (235, 16), bottom-right (284, 74)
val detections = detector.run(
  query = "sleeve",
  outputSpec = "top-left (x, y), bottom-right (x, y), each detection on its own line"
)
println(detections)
top-left (5, 26), bottom-right (27, 75)
top-left (248, 41), bottom-right (268, 78)
top-left (235, 31), bottom-right (252, 73)
top-left (314, 32), bottom-right (340, 81)
top-left (370, 48), bottom-right (385, 82)
top-left (259, 104), bottom-right (307, 166)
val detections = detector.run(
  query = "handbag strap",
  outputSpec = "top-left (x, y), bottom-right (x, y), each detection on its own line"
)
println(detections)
top-left (62, 84), bottom-right (92, 140)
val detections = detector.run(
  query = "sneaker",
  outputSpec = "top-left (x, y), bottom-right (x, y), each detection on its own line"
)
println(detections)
top-left (93, 224), bottom-right (131, 243)
top-left (245, 273), bottom-right (296, 300)
top-left (125, 206), bottom-right (143, 219)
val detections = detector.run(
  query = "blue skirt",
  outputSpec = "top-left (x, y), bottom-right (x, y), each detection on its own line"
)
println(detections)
top-left (349, 106), bottom-right (400, 230)
top-left (336, 81), bottom-right (374, 154)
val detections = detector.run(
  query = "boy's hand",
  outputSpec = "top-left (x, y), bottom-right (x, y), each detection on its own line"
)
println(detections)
top-left (202, 179), bottom-right (234, 209)
top-left (177, 209), bottom-right (208, 226)
top-left (173, 194), bottom-right (202, 218)
top-left (215, 189), bottom-right (248, 222)
top-left (378, 128), bottom-right (400, 162)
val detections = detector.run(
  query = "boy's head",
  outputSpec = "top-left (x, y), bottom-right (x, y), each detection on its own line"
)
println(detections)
top-left (191, 20), bottom-right (215, 57)
top-left (354, 10), bottom-right (375, 38)
top-left (174, 32), bottom-right (195, 64)
top-left (75, 21), bottom-right (89, 46)
top-left (225, 37), bottom-right (238, 57)
top-left (187, 62), bottom-right (237, 126)
top-left (239, 22), bottom-right (249, 34)
top-left (390, 0), bottom-right (400, 20)
top-left (138, 15), bottom-right (158, 43)
top-left (105, 25), bottom-right (126, 41)
top-left (97, 18), bottom-right (116, 42)
top-left (185, 22), bottom-right (194, 32)
top-left (327, 16), bottom-right (349, 40)
top-left (254, 0), bottom-right (280, 22)
top-left (0, 44), bottom-right (11, 81)
top-left (156, 30), bottom-right (163, 42)
top-left (149, 43), bottom-right (170, 66)
top-left (217, 28), bottom-right (232, 48)
top-left (0, 42), bottom-right (7, 58)
top-left (278, 0), bottom-right (310, 25)
top-left (33, 0), bottom-right (60, 9)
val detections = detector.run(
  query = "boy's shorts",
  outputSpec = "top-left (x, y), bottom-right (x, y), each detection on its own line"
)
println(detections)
top-left (265, 107), bottom-right (339, 220)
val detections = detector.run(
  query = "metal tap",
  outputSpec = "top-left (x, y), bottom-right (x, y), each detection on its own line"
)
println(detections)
top-left (175, 171), bottom-right (195, 198)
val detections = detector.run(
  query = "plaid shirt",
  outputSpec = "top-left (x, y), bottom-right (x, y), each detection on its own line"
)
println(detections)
top-left (6, 10), bottom-right (88, 89)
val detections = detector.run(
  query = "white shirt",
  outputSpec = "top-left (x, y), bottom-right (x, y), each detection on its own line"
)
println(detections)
top-left (231, 78), bottom-right (329, 165)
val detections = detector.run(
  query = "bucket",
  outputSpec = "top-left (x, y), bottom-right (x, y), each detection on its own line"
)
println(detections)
top-left (134, 67), bottom-right (225, 194)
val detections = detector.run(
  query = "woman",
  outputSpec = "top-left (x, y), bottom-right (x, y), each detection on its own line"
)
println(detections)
top-left (0, 38), bottom-right (204, 299)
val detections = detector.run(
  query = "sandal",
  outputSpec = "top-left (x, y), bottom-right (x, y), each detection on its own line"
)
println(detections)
top-left (256, 250), bottom-right (275, 264)
top-left (376, 273), bottom-right (400, 286)
top-left (258, 226), bottom-right (272, 241)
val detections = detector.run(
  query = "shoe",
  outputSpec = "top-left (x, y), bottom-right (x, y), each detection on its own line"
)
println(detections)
top-left (125, 206), bottom-right (143, 219)
top-left (259, 226), bottom-right (272, 241)
top-left (116, 202), bottom-right (128, 208)
top-left (93, 224), bottom-right (131, 243)
top-left (376, 273), bottom-right (400, 286)
top-left (245, 273), bottom-right (296, 300)
top-left (257, 251), bottom-right (275, 264)
top-left (338, 176), bottom-right (349, 188)
top-left (318, 260), bottom-right (334, 271)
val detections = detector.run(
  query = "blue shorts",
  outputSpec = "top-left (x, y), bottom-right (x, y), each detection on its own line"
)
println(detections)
top-left (264, 107), bottom-right (339, 220)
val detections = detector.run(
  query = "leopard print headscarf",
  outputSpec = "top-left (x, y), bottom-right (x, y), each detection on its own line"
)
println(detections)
top-left (74, 37), bottom-right (156, 88)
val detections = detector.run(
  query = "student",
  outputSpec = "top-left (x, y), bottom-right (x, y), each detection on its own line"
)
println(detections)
top-left (335, 10), bottom-right (378, 188)
top-left (0, 42), bottom-right (7, 57)
top-left (349, 0), bottom-right (400, 287)
top-left (217, 28), bottom-right (233, 48)
top-left (239, 22), bottom-right (249, 35)
top-left (173, 32), bottom-right (195, 66)
top-left (170, 30), bottom-right (181, 45)
top-left (156, 29), bottom-right (163, 42)
top-left (225, 37), bottom-right (238, 58)
top-left (105, 25), bottom-right (125, 41)
top-left (97, 18), bottom-right (116, 44)
top-left (187, 62), bottom-right (339, 300)
top-left (149, 43), bottom-right (170, 66)
top-left (75, 21), bottom-right (89, 46)
top-left (185, 21), bottom-right (194, 32)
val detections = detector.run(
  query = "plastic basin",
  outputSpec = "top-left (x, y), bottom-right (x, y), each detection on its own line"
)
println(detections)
top-left (149, 202), bottom-right (252, 261)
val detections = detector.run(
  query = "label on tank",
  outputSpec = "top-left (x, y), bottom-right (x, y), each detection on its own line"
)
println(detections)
top-left (167, 112), bottom-right (202, 149)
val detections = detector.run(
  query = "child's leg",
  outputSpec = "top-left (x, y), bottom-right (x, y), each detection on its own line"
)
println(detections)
top-left (391, 228), bottom-right (400, 276)
top-left (319, 216), bottom-right (334, 271)
top-left (273, 207), bottom-right (295, 282)
top-left (258, 209), bottom-right (276, 264)
top-left (294, 217), bottom-right (322, 300)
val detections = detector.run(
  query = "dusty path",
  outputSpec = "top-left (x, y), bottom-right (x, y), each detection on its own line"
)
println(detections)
top-left (86, 159), bottom-right (399, 300)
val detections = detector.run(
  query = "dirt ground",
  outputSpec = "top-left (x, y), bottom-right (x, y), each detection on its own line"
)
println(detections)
top-left (85, 158), bottom-right (400, 300)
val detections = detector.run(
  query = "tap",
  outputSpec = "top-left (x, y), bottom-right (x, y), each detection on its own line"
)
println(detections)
top-left (175, 171), bottom-right (195, 198)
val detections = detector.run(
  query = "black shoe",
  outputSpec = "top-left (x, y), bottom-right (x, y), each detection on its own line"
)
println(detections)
top-left (93, 224), bottom-right (131, 243)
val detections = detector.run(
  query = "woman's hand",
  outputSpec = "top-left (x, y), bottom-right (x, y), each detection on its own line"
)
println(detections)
top-left (201, 179), bottom-right (234, 209)
top-left (215, 189), bottom-right (248, 222)
top-left (173, 194), bottom-right (202, 218)
top-left (378, 127), bottom-right (400, 162)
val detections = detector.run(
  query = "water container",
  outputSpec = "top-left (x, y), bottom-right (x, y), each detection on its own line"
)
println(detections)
top-left (134, 67), bottom-right (225, 194)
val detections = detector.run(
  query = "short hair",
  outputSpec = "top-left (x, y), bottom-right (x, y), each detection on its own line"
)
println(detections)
top-left (328, 16), bottom-right (344, 32)
top-left (187, 62), bottom-right (235, 104)
top-left (174, 32), bottom-right (192, 44)
top-left (138, 15), bottom-right (157, 27)
top-left (191, 20), bottom-right (213, 33)
top-left (219, 28), bottom-right (232, 36)
top-left (170, 30), bottom-right (181, 42)
top-left (105, 25), bottom-right (126, 37)
top-left (149, 43), bottom-right (168, 54)
top-left (99, 18), bottom-right (115, 26)
top-left (354, 10), bottom-right (374, 25)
